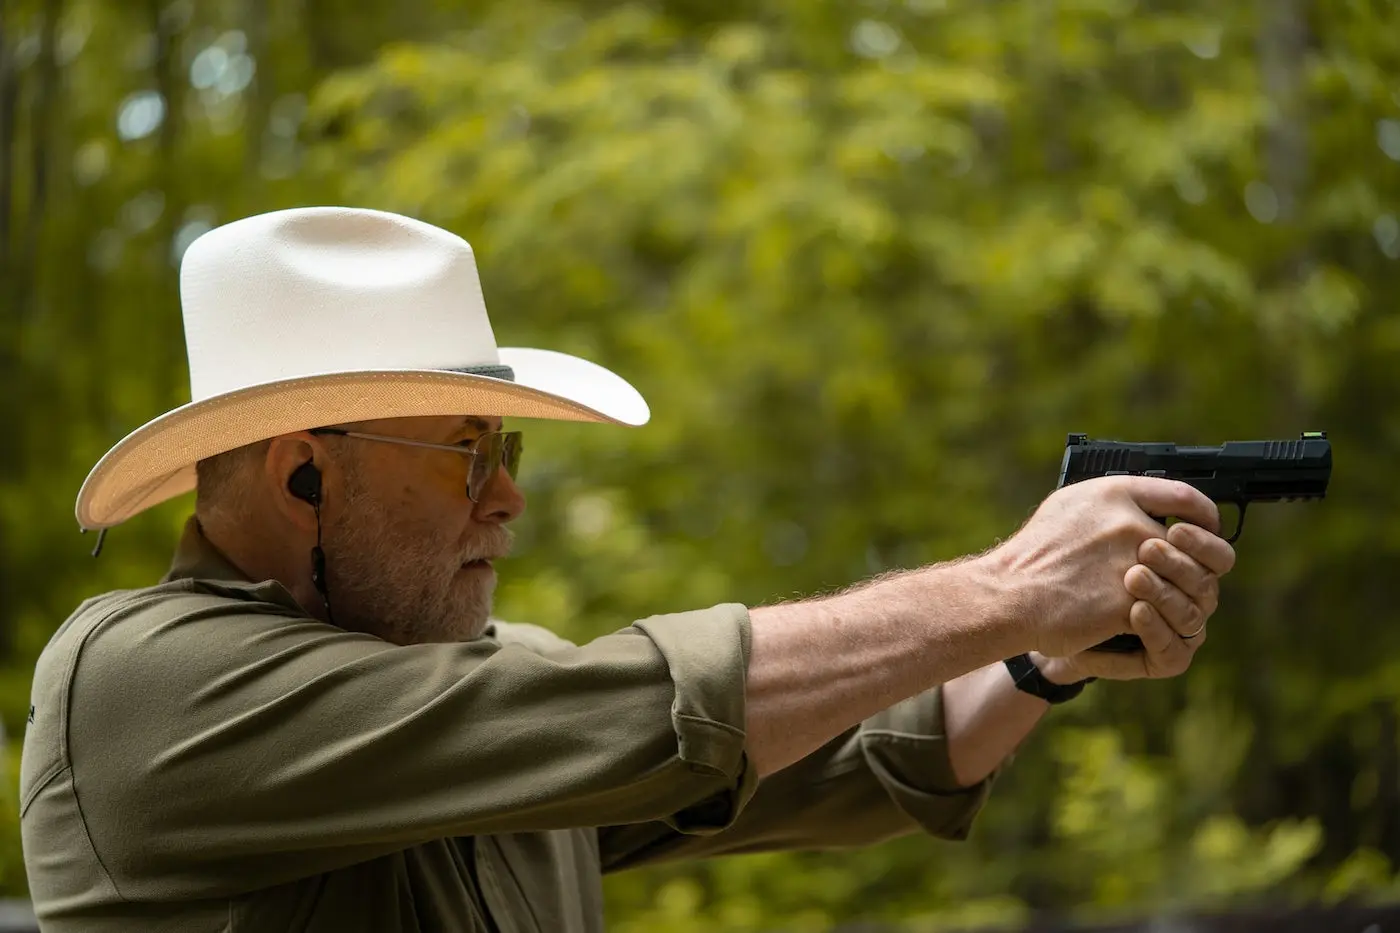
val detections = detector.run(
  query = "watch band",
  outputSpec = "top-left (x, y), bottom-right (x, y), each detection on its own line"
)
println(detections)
top-left (1003, 653), bottom-right (1091, 705)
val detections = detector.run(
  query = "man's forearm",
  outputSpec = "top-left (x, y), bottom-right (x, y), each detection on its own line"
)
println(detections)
top-left (744, 557), bottom-right (1029, 777)
top-left (940, 651), bottom-right (1076, 786)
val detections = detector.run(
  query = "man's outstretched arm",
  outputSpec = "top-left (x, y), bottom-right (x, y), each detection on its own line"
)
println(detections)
top-left (744, 474), bottom-right (1231, 778)
top-left (598, 483), bottom-right (1237, 872)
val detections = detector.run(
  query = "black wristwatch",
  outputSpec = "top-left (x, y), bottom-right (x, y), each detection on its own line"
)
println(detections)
top-left (1003, 653), bottom-right (1092, 705)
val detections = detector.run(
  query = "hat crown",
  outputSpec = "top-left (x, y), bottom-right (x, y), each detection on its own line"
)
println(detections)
top-left (180, 207), bottom-right (501, 401)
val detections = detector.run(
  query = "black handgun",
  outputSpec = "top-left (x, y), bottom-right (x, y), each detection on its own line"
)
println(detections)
top-left (1055, 431), bottom-right (1332, 653)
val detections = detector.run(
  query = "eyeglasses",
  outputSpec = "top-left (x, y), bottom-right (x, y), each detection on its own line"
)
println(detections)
top-left (309, 427), bottom-right (523, 502)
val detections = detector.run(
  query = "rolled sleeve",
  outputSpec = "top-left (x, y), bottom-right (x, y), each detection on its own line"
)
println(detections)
top-left (600, 683), bottom-right (998, 872)
top-left (858, 685), bottom-right (997, 842)
top-left (634, 603), bottom-right (752, 784)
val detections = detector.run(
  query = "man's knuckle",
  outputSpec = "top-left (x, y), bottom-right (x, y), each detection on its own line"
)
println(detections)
top-left (1191, 565), bottom-right (1216, 599)
top-left (1173, 487), bottom-right (1219, 527)
top-left (1187, 565), bottom-right (1211, 600)
top-left (1113, 513), bottom-right (1143, 538)
top-left (1167, 520), bottom-right (1194, 542)
top-left (1175, 523), bottom-right (1208, 552)
top-left (1157, 567), bottom-right (1181, 595)
top-left (1139, 566), bottom-right (1165, 598)
top-left (1145, 537), bottom-right (1171, 561)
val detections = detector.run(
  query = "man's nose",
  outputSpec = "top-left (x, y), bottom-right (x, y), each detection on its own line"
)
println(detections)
top-left (472, 468), bottom-right (526, 524)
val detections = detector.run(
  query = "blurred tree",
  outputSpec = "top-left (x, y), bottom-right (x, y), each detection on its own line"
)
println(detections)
top-left (2, 0), bottom-right (1400, 928)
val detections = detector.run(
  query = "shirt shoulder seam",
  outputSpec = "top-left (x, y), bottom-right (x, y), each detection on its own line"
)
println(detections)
top-left (61, 590), bottom-right (170, 905)
top-left (69, 761), bottom-right (133, 904)
top-left (18, 761), bottom-right (66, 819)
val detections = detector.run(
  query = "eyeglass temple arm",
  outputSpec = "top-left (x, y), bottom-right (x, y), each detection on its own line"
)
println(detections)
top-left (307, 428), bottom-right (478, 455)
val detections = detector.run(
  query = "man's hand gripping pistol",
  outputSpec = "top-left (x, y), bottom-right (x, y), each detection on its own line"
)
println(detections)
top-left (1055, 431), bottom-right (1334, 653)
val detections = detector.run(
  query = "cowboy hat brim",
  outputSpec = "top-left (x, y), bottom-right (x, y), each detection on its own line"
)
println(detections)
top-left (76, 347), bottom-right (649, 530)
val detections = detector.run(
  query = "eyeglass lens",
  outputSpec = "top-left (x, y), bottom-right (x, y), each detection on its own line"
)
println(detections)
top-left (468, 432), bottom-right (523, 501)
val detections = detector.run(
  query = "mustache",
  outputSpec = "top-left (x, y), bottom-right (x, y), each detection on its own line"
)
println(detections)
top-left (463, 526), bottom-right (515, 562)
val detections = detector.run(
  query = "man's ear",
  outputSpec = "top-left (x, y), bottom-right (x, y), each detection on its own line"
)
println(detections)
top-left (266, 433), bottom-right (330, 531)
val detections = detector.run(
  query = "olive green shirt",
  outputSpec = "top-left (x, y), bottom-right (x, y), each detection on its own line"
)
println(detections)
top-left (20, 518), bottom-right (995, 932)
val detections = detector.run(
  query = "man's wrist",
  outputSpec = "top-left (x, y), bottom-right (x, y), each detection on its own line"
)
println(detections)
top-left (1005, 652), bottom-right (1092, 705)
top-left (958, 553), bottom-right (1039, 659)
top-left (958, 554), bottom-right (1082, 686)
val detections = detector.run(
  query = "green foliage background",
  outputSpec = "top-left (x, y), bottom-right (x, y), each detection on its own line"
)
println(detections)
top-left (2, 0), bottom-right (1399, 928)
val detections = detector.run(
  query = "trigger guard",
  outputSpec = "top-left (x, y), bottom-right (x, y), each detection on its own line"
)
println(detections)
top-left (1223, 501), bottom-right (1246, 543)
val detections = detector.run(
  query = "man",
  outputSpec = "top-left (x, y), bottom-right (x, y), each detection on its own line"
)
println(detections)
top-left (20, 207), bottom-right (1234, 932)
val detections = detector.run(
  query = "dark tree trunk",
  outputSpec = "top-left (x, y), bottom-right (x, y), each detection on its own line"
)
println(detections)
top-left (245, 0), bottom-right (272, 177)
top-left (0, 0), bottom-right (15, 668)
top-left (1258, 0), bottom-right (1309, 222)
top-left (149, 0), bottom-right (184, 400)
top-left (17, 0), bottom-right (63, 318)
top-left (0, 0), bottom-right (18, 266)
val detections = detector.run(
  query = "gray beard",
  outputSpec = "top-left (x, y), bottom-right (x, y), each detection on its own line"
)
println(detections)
top-left (323, 470), bottom-right (509, 645)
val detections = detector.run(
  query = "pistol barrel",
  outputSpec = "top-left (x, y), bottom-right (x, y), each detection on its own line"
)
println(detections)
top-left (1058, 432), bottom-right (1332, 503)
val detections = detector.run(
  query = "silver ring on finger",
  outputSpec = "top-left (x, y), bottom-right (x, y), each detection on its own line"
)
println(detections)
top-left (1181, 620), bottom-right (1207, 640)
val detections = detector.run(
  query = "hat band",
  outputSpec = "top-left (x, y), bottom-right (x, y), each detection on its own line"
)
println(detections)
top-left (447, 363), bottom-right (515, 382)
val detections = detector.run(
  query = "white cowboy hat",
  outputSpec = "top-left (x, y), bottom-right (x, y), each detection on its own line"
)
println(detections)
top-left (76, 206), bottom-right (650, 530)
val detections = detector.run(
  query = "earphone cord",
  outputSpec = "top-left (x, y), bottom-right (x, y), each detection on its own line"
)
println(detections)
top-left (311, 505), bottom-right (335, 627)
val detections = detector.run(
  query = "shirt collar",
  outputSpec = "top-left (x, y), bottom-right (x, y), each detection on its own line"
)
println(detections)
top-left (161, 515), bottom-right (308, 613)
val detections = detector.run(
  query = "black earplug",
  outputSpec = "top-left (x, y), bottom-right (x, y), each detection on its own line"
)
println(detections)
top-left (288, 460), bottom-right (322, 506)
top-left (288, 459), bottom-right (332, 620)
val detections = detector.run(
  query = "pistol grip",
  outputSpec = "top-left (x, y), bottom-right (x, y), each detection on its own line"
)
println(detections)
top-left (1091, 633), bottom-right (1145, 653)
